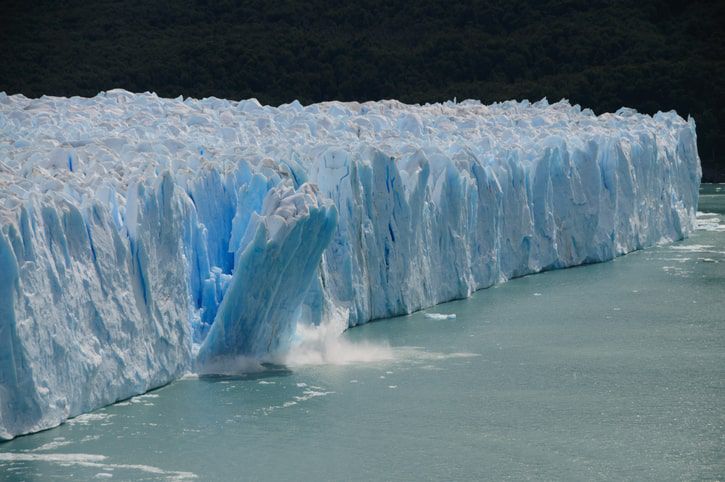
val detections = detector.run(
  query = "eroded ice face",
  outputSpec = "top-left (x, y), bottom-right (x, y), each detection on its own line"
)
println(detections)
top-left (0, 91), bottom-right (701, 439)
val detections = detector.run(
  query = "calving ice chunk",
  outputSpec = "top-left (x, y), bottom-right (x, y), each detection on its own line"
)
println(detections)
top-left (0, 90), bottom-right (701, 439)
top-left (196, 182), bottom-right (337, 371)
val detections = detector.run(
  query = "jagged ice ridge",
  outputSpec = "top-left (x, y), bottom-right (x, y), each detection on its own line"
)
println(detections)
top-left (0, 90), bottom-right (701, 439)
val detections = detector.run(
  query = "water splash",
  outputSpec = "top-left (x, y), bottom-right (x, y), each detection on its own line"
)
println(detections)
top-left (282, 317), bottom-right (394, 366)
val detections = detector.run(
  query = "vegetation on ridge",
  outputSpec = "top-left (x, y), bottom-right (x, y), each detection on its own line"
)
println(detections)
top-left (1, 0), bottom-right (723, 180)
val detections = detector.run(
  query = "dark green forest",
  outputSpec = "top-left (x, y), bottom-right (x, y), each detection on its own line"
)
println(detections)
top-left (1, 0), bottom-right (723, 180)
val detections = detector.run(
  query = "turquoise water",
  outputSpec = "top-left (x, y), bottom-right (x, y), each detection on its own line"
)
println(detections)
top-left (1, 185), bottom-right (723, 481)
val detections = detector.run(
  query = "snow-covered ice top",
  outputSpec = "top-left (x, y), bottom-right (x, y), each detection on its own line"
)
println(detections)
top-left (0, 89), bottom-right (695, 218)
top-left (0, 90), bottom-right (700, 439)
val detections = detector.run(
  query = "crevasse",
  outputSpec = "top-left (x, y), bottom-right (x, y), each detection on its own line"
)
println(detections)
top-left (0, 91), bottom-right (700, 439)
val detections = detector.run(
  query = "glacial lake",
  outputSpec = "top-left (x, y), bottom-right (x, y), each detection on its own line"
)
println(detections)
top-left (1, 185), bottom-right (723, 481)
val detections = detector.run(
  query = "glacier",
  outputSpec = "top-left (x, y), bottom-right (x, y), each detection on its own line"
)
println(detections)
top-left (0, 90), bottom-right (700, 439)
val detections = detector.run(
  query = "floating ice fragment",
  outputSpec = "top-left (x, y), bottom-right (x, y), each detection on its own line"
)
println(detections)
top-left (424, 313), bottom-right (457, 320)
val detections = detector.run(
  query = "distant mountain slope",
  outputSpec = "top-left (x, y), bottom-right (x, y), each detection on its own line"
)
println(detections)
top-left (1, 0), bottom-right (722, 180)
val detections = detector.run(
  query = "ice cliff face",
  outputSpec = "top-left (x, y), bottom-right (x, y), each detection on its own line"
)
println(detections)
top-left (196, 182), bottom-right (337, 369)
top-left (0, 90), bottom-right (700, 439)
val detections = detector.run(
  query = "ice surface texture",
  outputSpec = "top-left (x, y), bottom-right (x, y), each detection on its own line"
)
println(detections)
top-left (0, 90), bottom-right (700, 438)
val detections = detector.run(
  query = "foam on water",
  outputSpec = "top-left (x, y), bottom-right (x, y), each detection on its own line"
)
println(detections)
top-left (0, 453), bottom-right (197, 480)
top-left (695, 211), bottom-right (725, 232)
top-left (32, 438), bottom-right (72, 451)
top-left (66, 413), bottom-right (113, 426)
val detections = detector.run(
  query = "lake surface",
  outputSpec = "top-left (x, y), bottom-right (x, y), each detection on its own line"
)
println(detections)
top-left (1, 185), bottom-right (723, 481)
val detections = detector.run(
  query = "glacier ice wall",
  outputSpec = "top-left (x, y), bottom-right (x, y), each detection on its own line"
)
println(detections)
top-left (0, 90), bottom-right (700, 438)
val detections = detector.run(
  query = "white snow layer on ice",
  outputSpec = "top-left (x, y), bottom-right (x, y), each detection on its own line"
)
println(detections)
top-left (0, 90), bottom-right (700, 438)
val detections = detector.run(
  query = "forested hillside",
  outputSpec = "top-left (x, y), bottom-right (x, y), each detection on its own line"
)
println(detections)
top-left (1, 0), bottom-right (722, 179)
